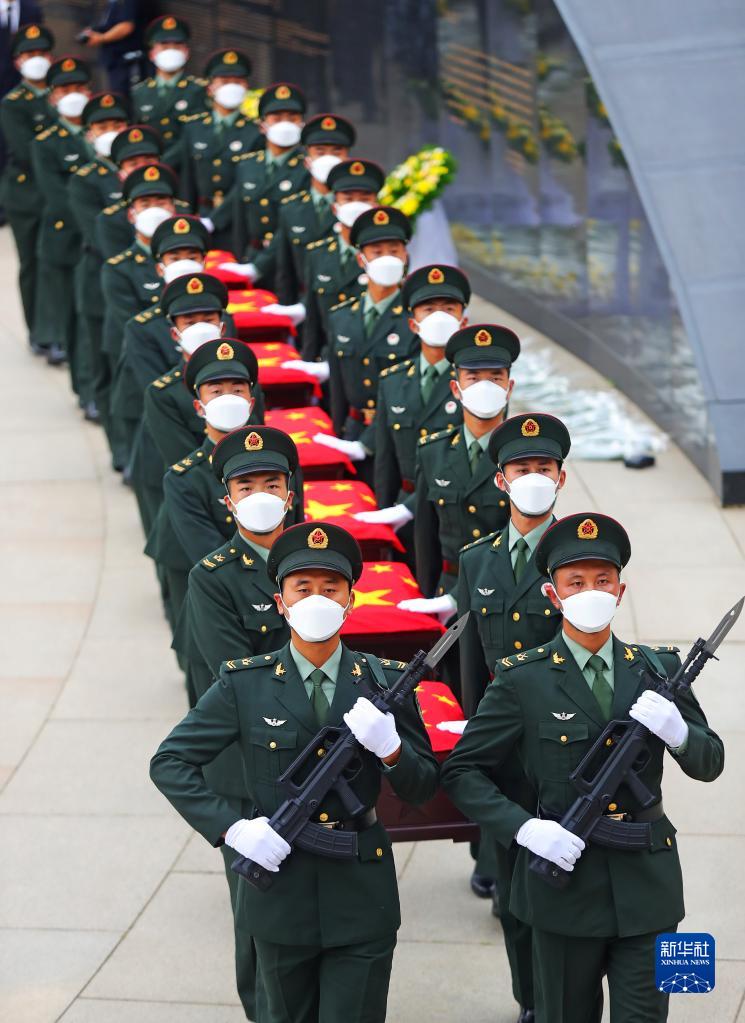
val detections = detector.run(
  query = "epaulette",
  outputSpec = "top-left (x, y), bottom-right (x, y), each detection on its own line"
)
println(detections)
top-left (380, 359), bottom-right (412, 380)
top-left (35, 124), bottom-right (57, 142)
top-left (151, 367), bottom-right (182, 390)
top-left (650, 645), bottom-right (680, 654)
top-left (192, 75), bottom-right (208, 87)
top-left (379, 658), bottom-right (407, 670)
top-left (182, 111), bottom-right (207, 124)
top-left (234, 149), bottom-right (262, 164)
top-left (200, 542), bottom-right (242, 571)
top-left (75, 162), bottom-right (95, 178)
top-left (169, 446), bottom-right (208, 475)
top-left (497, 645), bottom-right (551, 672)
top-left (460, 530), bottom-right (499, 554)
top-left (280, 188), bottom-right (307, 205)
top-left (106, 249), bottom-right (132, 266)
top-left (328, 295), bottom-right (356, 313)
top-left (418, 424), bottom-right (458, 447)
top-left (222, 652), bottom-right (277, 672)
top-left (305, 237), bottom-right (326, 251)
top-left (103, 199), bottom-right (125, 216)
top-left (5, 85), bottom-right (24, 101)
top-left (134, 306), bottom-right (160, 324)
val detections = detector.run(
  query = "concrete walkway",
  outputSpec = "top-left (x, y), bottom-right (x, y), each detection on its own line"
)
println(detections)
top-left (0, 227), bottom-right (743, 1023)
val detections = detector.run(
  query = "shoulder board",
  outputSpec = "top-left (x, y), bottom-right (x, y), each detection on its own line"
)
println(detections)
top-left (234, 149), bottom-right (260, 163)
top-left (380, 359), bottom-right (412, 380)
top-left (170, 446), bottom-right (205, 474)
top-left (75, 162), bottom-right (96, 178)
top-left (35, 124), bottom-right (57, 142)
top-left (460, 530), bottom-right (499, 554)
top-left (151, 368), bottom-right (181, 390)
top-left (200, 542), bottom-right (241, 571)
top-left (649, 644), bottom-right (680, 654)
top-left (329, 295), bottom-right (356, 314)
top-left (5, 85), bottom-right (24, 100)
top-left (182, 111), bottom-right (207, 124)
top-left (418, 424), bottom-right (458, 447)
top-left (102, 199), bottom-right (125, 215)
top-left (222, 652), bottom-right (277, 672)
top-left (497, 645), bottom-right (551, 672)
top-left (106, 249), bottom-right (132, 266)
top-left (280, 188), bottom-right (307, 205)
top-left (134, 306), bottom-right (160, 324)
top-left (378, 658), bottom-right (407, 671)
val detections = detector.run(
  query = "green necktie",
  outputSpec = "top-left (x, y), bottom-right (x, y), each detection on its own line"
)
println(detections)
top-left (513, 537), bottom-right (529, 583)
top-left (310, 668), bottom-right (329, 725)
top-left (468, 439), bottom-right (481, 475)
top-left (588, 654), bottom-right (613, 720)
top-left (421, 363), bottom-right (438, 404)
top-left (364, 303), bottom-right (379, 336)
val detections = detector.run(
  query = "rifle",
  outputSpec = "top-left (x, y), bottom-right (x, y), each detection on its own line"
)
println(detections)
top-left (231, 613), bottom-right (469, 891)
top-left (529, 596), bottom-right (743, 889)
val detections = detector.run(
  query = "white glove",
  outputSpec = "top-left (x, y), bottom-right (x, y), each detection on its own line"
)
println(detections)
top-left (200, 217), bottom-right (214, 233)
top-left (354, 505), bottom-right (414, 531)
top-left (436, 719), bottom-right (468, 735)
top-left (343, 697), bottom-right (401, 760)
top-left (397, 594), bottom-right (456, 624)
top-left (629, 690), bottom-right (688, 749)
top-left (515, 819), bottom-right (585, 872)
top-left (312, 433), bottom-right (367, 462)
top-left (264, 302), bottom-right (307, 326)
top-left (224, 817), bottom-right (291, 873)
top-left (218, 261), bottom-right (257, 282)
top-left (282, 358), bottom-right (329, 382)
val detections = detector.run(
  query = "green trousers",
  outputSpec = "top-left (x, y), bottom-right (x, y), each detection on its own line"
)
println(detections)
top-left (221, 842), bottom-right (264, 1021)
top-left (6, 204), bottom-right (40, 340)
top-left (34, 260), bottom-right (75, 353)
top-left (254, 933), bottom-right (396, 1023)
top-left (532, 925), bottom-right (676, 1023)
top-left (496, 842), bottom-right (533, 1010)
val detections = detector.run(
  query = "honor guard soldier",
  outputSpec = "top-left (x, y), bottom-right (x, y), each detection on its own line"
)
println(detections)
top-left (150, 521), bottom-right (439, 1023)
top-left (69, 91), bottom-right (131, 423)
top-left (224, 82), bottom-right (309, 291)
top-left (442, 513), bottom-right (724, 1023)
top-left (300, 158), bottom-right (384, 363)
top-left (102, 162), bottom-right (178, 468)
top-left (179, 49), bottom-right (262, 250)
top-left (0, 24), bottom-right (56, 354)
top-left (31, 56), bottom-right (93, 371)
top-left (455, 413), bottom-right (571, 1023)
top-left (96, 124), bottom-right (166, 260)
top-left (413, 324), bottom-right (519, 603)
top-left (355, 264), bottom-right (470, 554)
top-left (132, 15), bottom-right (207, 170)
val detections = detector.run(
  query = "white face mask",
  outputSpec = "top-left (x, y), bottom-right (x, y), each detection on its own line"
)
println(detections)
top-left (134, 205), bottom-right (172, 239)
top-left (214, 82), bottom-right (247, 110)
top-left (93, 130), bottom-right (118, 158)
top-left (457, 379), bottom-right (508, 419)
top-left (364, 255), bottom-right (406, 287)
top-left (232, 491), bottom-right (288, 533)
top-left (505, 473), bottom-right (559, 516)
top-left (56, 91), bottom-right (88, 119)
top-left (160, 258), bottom-right (204, 284)
top-left (417, 310), bottom-right (462, 348)
top-left (282, 593), bottom-right (349, 643)
top-left (308, 154), bottom-right (341, 184)
top-left (264, 119), bottom-right (302, 147)
top-left (153, 47), bottom-right (188, 73)
top-left (557, 588), bottom-right (620, 634)
top-left (335, 200), bottom-right (372, 228)
top-left (176, 320), bottom-right (222, 355)
top-left (200, 393), bottom-right (252, 432)
top-left (21, 55), bottom-right (51, 81)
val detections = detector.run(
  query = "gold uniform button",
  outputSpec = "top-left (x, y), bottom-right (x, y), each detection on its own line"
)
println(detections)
top-left (260, 197), bottom-right (269, 206)
top-left (499, 500), bottom-right (506, 507)
top-left (362, 357), bottom-right (370, 366)
top-left (468, 504), bottom-right (476, 514)
top-left (605, 737), bottom-right (613, 747)
top-left (260, 625), bottom-right (267, 633)
top-left (376, 847), bottom-right (383, 858)
top-left (437, 498), bottom-right (444, 506)
top-left (514, 640), bottom-right (522, 650)
top-left (608, 802), bottom-right (617, 812)
top-left (226, 514), bottom-right (233, 523)
top-left (229, 548), bottom-right (236, 554)
top-left (269, 741), bottom-right (277, 750)
top-left (213, 158), bottom-right (222, 166)
top-left (388, 353), bottom-right (396, 360)
top-left (317, 747), bottom-right (326, 757)
top-left (472, 529), bottom-right (480, 538)
top-left (260, 215), bottom-right (269, 223)
top-left (393, 423), bottom-right (401, 431)
top-left (160, 117), bottom-right (169, 125)
top-left (560, 734), bottom-right (568, 744)
top-left (481, 607), bottom-right (487, 615)
top-left (544, 608), bottom-right (551, 616)
top-left (665, 836), bottom-right (672, 847)
top-left (339, 293), bottom-right (346, 301)
top-left (512, 611), bottom-right (520, 622)
top-left (366, 399), bottom-right (375, 408)
top-left (420, 428), bottom-right (427, 438)
top-left (363, 378), bottom-right (371, 387)
top-left (319, 812), bottom-right (329, 822)
top-left (17, 173), bottom-right (26, 183)
top-left (537, 647), bottom-right (545, 653)
top-left (212, 174), bottom-right (221, 182)
top-left (54, 220), bottom-right (64, 229)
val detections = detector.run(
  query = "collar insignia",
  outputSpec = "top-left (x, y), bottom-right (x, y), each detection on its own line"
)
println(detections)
top-left (552, 651), bottom-right (565, 665)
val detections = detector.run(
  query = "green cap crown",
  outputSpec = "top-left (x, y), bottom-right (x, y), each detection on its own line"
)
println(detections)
top-left (401, 264), bottom-right (471, 310)
top-left (258, 81), bottom-right (306, 117)
top-left (185, 338), bottom-right (258, 392)
top-left (301, 113), bottom-right (356, 148)
top-left (327, 158), bottom-right (384, 195)
top-left (82, 91), bottom-right (130, 127)
top-left (268, 522), bottom-right (363, 586)
top-left (162, 272), bottom-right (228, 317)
top-left (123, 162), bottom-right (178, 202)
top-left (212, 426), bottom-right (299, 484)
top-left (12, 23), bottom-right (54, 57)
top-left (47, 56), bottom-right (91, 88)
top-left (111, 124), bottom-right (162, 164)
top-left (151, 215), bottom-right (209, 258)
top-left (446, 324), bottom-right (521, 369)
top-left (144, 15), bottom-right (190, 46)
top-left (488, 413), bottom-right (571, 467)
top-left (205, 48), bottom-right (252, 79)
top-left (535, 513), bottom-right (631, 577)
top-left (350, 206), bottom-right (412, 248)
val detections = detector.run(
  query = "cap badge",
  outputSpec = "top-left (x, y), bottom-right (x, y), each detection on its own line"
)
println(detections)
top-left (245, 431), bottom-right (264, 451)
top-left (186, 276), bottom-right (204, 294)
top-left (308, 527), bottom-right (329, 549)
top-left (275, 84), bottom-right (291, 99)
top-left (101, 94), bottom-right (115, 108)
top-left (173, 218), bottom-right (190, 234)
top-left (577, 518), bottom-right (599, 540)
top-left (349, 161), bottom-right (365, 176)
top-left (61, 58), bottom-right (76, 72)
top-left (521, 418), bottom-right (540, 437)
top-left (373, 209), bottom-right (389, 225)
top-left (26, 25), bottom-right (40, 38)
top-left (143, 165), bottom-right (160, 181)
top-left (428, 267), bottom-right (445, 284)
top-left (321, 116), bottom-right (336, 130)
top-left (162, 16), bottom-right (177, 29)
top-left (224, 51), bottom-right (238, 65)
top-left (128, 128), bottom-right (143, 142)
top-left (474, 328), bottom-right (492, 346)
top-left (216, 342), bottom-right (234, 360)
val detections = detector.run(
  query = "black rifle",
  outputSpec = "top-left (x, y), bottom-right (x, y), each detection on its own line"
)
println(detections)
top-left (231, 613), bottom-right (470, 891)
top-left (529, 596), bottom-right (743, 889)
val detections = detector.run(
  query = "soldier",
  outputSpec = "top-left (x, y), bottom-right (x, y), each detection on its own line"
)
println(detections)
top-left (353, 264), bottom-right (470, 556)
top-left (442, 512), bottom-right (725, 1023)
top-left (31, 56), bottom-right (93, 370)
top-left (412, 324), bottom-right (519, 603)
top-left (101, 162), bottom-right (178, 469)
top-left (299, 158), bottom-right (384, 364)
top-left (179, 49), bottom-right (262, 250)
top-left (0, 23), bottom-right (55, 354)
top-left (150, 521), bottom-right (439, 1023)
top-left (96, 124), bottom-right (165, 260)
top-left (455, 413), bottom-right (571, 1023)
top-left (221, 82), bottom-right (309, 293)
top-left (68, 90), bottom-right (131, 423)
top-left (132, 15), bottom-right (207, 170)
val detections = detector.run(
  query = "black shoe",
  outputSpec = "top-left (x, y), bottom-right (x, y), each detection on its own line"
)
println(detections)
top-left (46, 344), bottom-right (67, 366)
top-left (83, 402), bottom-right (101, 423)
top-left (517, 1010), bottom-right (535, 1023)
top-left (29, 340), bottom-right (46, 356)
top-left (470, 871), bottom-right (496, 899)
top-left (491, 890), bottom-right (501, 918)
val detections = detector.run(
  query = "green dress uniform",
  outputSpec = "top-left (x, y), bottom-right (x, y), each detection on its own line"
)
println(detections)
top-left (413, 324), bottom-right (522, 599)
top-left (150, 521), bottom-right (439, 1023)
top-left (0, 25), bottom-right (56, 346)
top-left (441, 515), bottom-right (725, 1023)
top-left (95, 194), bottom-right (191, 261)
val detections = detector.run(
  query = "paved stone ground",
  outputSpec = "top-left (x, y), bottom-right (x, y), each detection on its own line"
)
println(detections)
top-left (0, 227), bottom-right (743, 1023)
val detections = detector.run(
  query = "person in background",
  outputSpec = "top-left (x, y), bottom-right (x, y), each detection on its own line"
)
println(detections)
top-left (79, 0), bottom-right (142, 98)
top-left (0, 0), bottom-right (43, 223)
